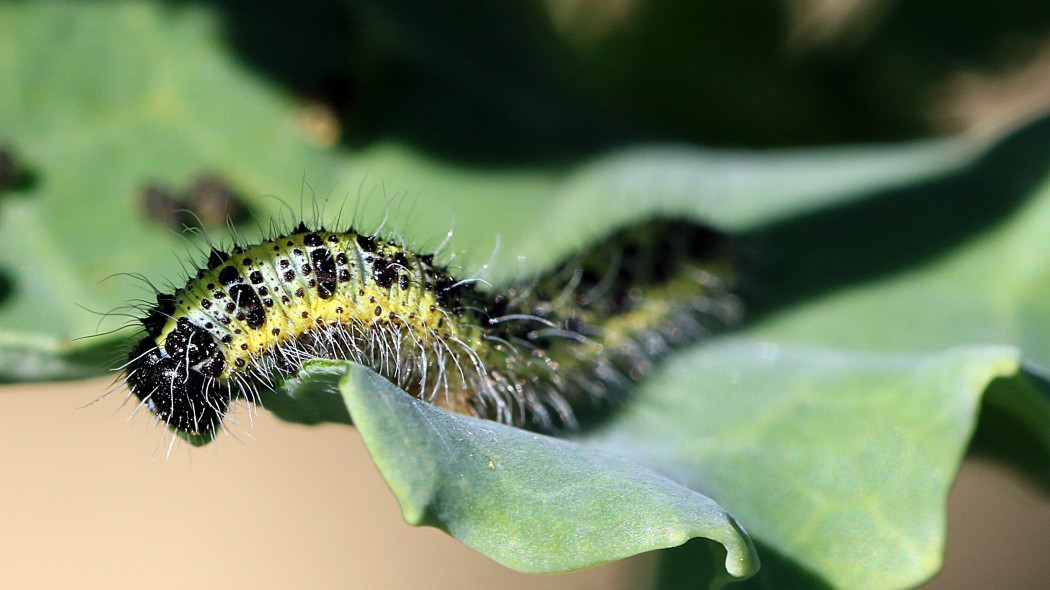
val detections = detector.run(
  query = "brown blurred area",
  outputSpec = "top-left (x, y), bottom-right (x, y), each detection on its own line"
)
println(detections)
top-left (926, 461), bottom-right (1050, 590)
top-left (1, 378), bottom-right (1048, 589)
top-left (0, 379), bottom-right (657, 589)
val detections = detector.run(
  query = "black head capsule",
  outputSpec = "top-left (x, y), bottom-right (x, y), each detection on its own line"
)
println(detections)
top-left (126, 337), bottom-right (231, 436)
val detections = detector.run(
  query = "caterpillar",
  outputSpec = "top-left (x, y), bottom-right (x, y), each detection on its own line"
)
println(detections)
top-left (122, 218), bottom-right (740, 439)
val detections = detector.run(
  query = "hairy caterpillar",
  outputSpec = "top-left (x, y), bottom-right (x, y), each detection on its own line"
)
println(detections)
top-left (123, 218), bottom-right (740, 438)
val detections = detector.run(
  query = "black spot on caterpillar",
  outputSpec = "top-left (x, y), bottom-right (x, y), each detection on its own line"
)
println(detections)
top-left (122, 218), bottom-right (741, 438)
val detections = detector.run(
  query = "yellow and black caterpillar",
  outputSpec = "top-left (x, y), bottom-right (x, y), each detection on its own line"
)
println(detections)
top-left (124, 219), bottom-right (740, 437)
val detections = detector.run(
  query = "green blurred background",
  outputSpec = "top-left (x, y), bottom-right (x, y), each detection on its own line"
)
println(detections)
top-left (3, 0), bottom-right (1050, 588)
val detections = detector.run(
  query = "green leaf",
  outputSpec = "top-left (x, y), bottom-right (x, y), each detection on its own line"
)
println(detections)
top-left (0, 0), bottom-right (984, 378)
top-left (745, 119), bottom-right (1050, 364)
top-left (330, 360), bottom-right (759, 583)
top-left (582, 341), bottom-right (1021, 589)
top-left (968, 368), bottom-right (1050, 492)
top-left (0, 1), bottom-right (338, 377)
top-left (268, 341), bottom-right (1021, 588)
top-left (260, 361), bottom-right (354, 427)
top-left (498, 137), bottom-right (981, 277)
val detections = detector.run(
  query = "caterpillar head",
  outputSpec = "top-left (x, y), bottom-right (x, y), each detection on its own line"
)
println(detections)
top-left (126, 328), bottom-right (231, 436)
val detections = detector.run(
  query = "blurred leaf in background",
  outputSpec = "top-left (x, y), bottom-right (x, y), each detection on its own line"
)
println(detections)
top-left (3, 0), bottom-right (1050, 588)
